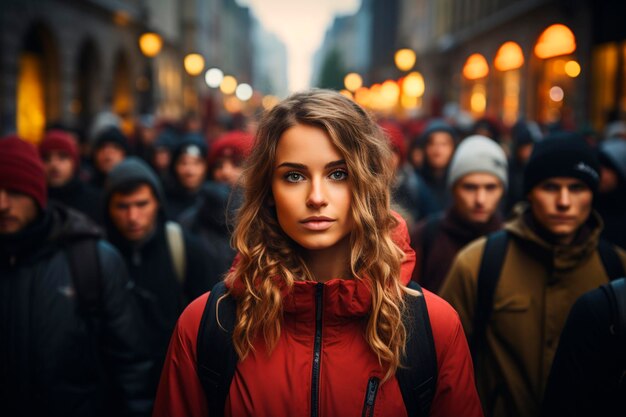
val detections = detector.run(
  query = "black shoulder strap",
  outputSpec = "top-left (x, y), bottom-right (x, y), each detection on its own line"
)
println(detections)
top-left (598, 239), bottom-right (626, 280)
top-left (398, 280), bottom-right (438, 417)
top-left (420, 213), bottom-right (444, 278)
top-left (606, 278), bottom-right (626, 344)
top-left (471, 229), bottom-right (509, 359)
top-left (196, 281), bottom-right (238, 417)
top-left (65, 239), bottom-right (102, 316)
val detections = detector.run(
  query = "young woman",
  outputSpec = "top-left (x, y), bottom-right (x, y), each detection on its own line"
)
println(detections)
top-left (153, 90), bottom-right (483, 417)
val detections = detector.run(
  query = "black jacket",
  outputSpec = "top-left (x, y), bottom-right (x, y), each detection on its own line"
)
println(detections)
top-left (48, 177), bottom-right (103, 225)
top-left (0, 204), bottom-right (153, 417)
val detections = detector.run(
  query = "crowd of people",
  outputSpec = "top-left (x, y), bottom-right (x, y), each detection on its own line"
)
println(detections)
top-left (1, 91), bottom-right (626, 417)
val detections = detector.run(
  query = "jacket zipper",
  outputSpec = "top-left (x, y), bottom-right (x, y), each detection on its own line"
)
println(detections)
top-left (361, 377), bottom-right (380, 417)
top-left (311, 283), bottom-right (324, 417)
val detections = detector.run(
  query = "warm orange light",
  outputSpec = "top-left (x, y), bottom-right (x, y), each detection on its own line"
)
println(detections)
top-left (463, 54), bottom-right (489, 80)
top-left (354, 87), bottom-right (371, 107)
top-left (381, 80), bottom-right (400, 107)
top-left (565, 60), bottom-right (581, 77)
top-left (17, 53), bottom-right (46, 143)
top-left (394, 49), bottom-right (416, 71)
top-left (494, 42), bottom-right (524, 71)
top-left (262, 95), bottom-right (280, 110)
top-left (344, 73), bottom-right (363, 92)
top-left (402, 71), bottom-right (425, 97)
top-left (220, 75), bottom-right (237, 95)
top-left (139, 33), bottom-right (163, 57)
top-left (534, 24), bottom-right (576, 59)
top-left (184, 53), bottom-right (205, 76)
top-left (339, 89), bottom-right (353, 99)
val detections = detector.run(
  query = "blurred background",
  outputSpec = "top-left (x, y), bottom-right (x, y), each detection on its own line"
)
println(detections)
top-left (1, 0), bottom-right (625, 145)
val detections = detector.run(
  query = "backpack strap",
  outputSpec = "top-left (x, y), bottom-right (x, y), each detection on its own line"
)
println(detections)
top-left (165, 221), bottom-right (186, 284)
top-left (420, 213), bottom-right (444, 278)
top-left (196, 281), bottom-right (238, 417)
top-left (65, 238), bottom-right (102, 316)
top-left (598, 239), bottom-right (625, 280)
top-left (471, 229), bottom-right (509, 360)
top-left (398, 280), bottom-right (438, 417)
top-left (605, 278), bottom-right (626, 343)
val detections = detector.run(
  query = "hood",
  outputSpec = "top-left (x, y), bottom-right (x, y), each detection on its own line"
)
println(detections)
top-left (102, 157), bottom-right (167, 241)
top-left (505, 202), bottom-right (603, 271)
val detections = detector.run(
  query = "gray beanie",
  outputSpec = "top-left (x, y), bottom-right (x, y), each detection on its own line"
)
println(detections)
top-left (447, 135), bottom-right (508, 188)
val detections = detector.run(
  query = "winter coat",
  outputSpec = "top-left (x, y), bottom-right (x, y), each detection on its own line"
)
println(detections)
top-left (48, 177), bottom-right (103, 225)
top-left (411, 208), bottom-right (503, 294)
top-left (177, 182), bottom-right (240, 285)
top-left (0, 204), bottom-right (153, 417)
top-left (440, 203), bottom-right (626, 417)
top-left (541, 282), bottom-right (626, 417)
top-left (153, 215), bottom-right (484, 417)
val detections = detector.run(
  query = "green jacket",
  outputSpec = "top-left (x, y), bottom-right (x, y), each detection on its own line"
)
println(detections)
top-left (440, 203), bottom-right (626, 417)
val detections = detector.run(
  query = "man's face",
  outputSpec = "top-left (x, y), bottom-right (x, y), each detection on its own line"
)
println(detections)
top-left (42, 150), bottom-right (74, 187)
top-left (94, 143), bottom-right (125, 174)
top-left (527, 177), bottom-right (593, 244)
top-left (108, 184), bottom-right (159, 241)
top-left (452, 173), bottom-right (504, 223)
top-left (0, 188), bottom-right (39, 234)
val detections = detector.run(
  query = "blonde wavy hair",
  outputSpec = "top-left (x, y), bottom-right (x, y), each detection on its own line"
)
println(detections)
top-left (225, 89), bottom-right (411, 380)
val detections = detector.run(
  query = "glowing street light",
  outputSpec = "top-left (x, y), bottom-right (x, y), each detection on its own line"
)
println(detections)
top-left (236, 83), bottom-right (253, 101)
top-left (220, 75), bottom-right (237, 95)
top-left (205, 68), bottom-right (224, 88)
top-left (402, 71), bottom-right (425, 97)
top-left (138, 32), bottom-right (162, 57)
top-left (394, 49), bottom-right (416, 71)
top-left (344, 73), bottom-right (363, 92)
top-left (184, 53), bottom-right (205, 76)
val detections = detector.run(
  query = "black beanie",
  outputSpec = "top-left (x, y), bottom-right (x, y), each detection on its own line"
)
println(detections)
top-left (523, 132), bottom-right (600, 194)
top-left (93, 126), bottom-right (130, 154)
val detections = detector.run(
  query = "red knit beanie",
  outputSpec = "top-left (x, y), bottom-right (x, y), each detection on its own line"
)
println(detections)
top-left (208, 130), bottom-right (254, 169)
top-left (39, 129), bottom-right (80, 171)
top-left (0, 135), bottom-right (47, 209)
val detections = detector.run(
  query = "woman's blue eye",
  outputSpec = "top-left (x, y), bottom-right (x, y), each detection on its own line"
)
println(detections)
top-left (285, 172), bottom-right (304, 182)
top-left (329, 170), bottom-right (348, 181)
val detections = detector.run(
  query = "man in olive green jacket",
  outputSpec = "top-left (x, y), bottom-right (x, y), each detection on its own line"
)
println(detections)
top-left (440, 134), bottom-right (626, 417)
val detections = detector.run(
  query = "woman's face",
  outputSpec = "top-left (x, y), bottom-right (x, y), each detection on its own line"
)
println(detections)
top-left (175, 153), bottom-right (207, 190)
top-left (425, 131), bottom-right (455, 170)
top-left (271, 124), bottom-right (354, 253)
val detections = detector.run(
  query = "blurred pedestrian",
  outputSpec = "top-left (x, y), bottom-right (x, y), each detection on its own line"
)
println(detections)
top-left (541, 278), bottom-right (626, 417)
top-left (39, 129), bottom-right (102, 223)
top-left (411, 135), bottom-right (507, 293)
top-left (178, 130), bottom-right (253, 284)
top-left (103, 157), bottom-right (216, 395)
top-left (0, 135), bottom-right (153, 417)
top-left (505, 119), bottom-right (541, 214)
top-left (89, 126), bottom-right (130, 190)
top-left (379, 120), bottom-right (438, 228)
top-left (595, 138), bottom-right (626, 249)
top-left (165, 135), bottom-right (208, 218)
top-left (153, 90), bottom-right (483, 417)
top-left (441, 133), bottom-right (626, 417)
top-left (417, 119), bottom-right (458, 211)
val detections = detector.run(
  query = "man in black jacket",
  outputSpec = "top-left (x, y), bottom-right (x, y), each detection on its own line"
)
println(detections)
top-left (0, 135), bottom-right (153, 417)
top-left (103, 157), bottom-right (216, 394)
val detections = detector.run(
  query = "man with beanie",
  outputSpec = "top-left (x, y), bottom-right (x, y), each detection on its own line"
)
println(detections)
top-left (89, 126), bottom-right (130, 190)
top-left (441, 133), bottom-right (626, 417)
top-left (0, 135), bottom-right (153, 417)
top-left (103, 157), bottom-right (216, 395)
top-left (39, 129), bottom-right (102, 223)
top-left (410, 135), bottom-right (507, 293)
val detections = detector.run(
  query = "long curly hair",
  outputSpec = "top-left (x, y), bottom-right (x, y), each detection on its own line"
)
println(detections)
top-left (224, 89), bottom-right (410, 380)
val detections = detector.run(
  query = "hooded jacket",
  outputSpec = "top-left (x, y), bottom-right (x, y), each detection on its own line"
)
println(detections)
top-left (0, 203), bottom-right (152, 417)
top-left (440, 203), bottom-right (626, 417)
top-left (153, 215), bottom-right (484, 417)
top-left (104, 158), bottom-right (216, 393)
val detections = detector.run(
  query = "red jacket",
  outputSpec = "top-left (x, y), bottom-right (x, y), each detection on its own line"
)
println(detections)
top-left (153, 218), bottom-right (483, 417)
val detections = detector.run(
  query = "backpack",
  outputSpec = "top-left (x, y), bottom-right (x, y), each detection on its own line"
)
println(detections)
top-left (165, 221), bottom-right (186, 284)
top-left (196, 280), bottom-right (438, 417)
top-left (472, 230), bottom-right (626, 358)
top-left (65, 238), bottom-right (103, 316)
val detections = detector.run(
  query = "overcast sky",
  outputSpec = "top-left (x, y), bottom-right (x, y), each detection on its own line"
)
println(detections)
top-left (237, 0), bottom-right (362, 93)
